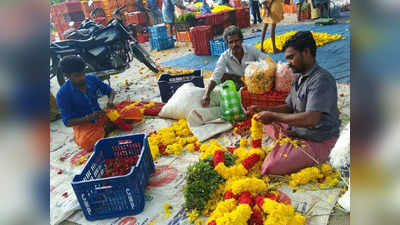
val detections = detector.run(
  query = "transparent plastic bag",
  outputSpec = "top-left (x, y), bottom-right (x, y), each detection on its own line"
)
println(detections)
top-left (244, 56), bottom-right (277, 94)
top-left (275, 62), bottom-right (296, 93)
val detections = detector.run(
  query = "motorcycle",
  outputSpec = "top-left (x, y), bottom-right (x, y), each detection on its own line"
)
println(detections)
top-left (50, 5), bottom-right (159, 86)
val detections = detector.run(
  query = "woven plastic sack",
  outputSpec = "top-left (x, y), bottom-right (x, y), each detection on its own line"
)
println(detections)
top-left (244, 56), bottom-right (277, 94)
top-left (275, 62), bottom-right (296, 92)
top-left (219, 80), bottom-right (246, 122)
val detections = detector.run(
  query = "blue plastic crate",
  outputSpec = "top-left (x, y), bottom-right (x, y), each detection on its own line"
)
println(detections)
top-left (210, 38), bottom-right (227, 56)
top-left (150, 36), bottom-right (175, 51)
top-left (71, 134), bottom-right (155, 221)
top-left (158, 70), bottom-right (205, 103)
top-left (148, 24), bottom-right (168, 39)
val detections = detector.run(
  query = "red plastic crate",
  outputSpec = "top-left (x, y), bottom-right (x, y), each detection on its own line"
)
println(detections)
top-left (92, 0), bottom-right (105, 9)
top-left (300, 8), bottom-right (311, 20)
top-left (214, 12), bottom-right (224, 25)
top-left (108, 0), bottom-right (126, 10)
top-left (136, 32), bottom-right (150, 43)
top-left (176, 31), bottom-right (191, 42)
top-left (235, 7), bottom-right (249, 15)
top-left (196, 13), bottom-right (217, 26)
top-left (230, 0), bottom-right (242, 8)
top-left (240, 87), bottom-right (289, 109)
top-left (190, 26), bottom-right (213, 55)
top-left (127, 1), bottom-right (137, 12)
top-left (52, 1), bottom-right (82, 14)
top-left (237, 17), bottom-right (250, 28)
top-left (126, 12), bottom-right (147, 25)
top-left (157, 0), bottom-right (162, 9)
top-left (81, 1), bottom-right (91, 19)
top-left (236, 8), bottom-right (250, 28)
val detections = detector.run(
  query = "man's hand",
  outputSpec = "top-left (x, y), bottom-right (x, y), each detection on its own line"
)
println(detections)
top-left (88, 111), bottom-right (105, 121)
top-left (247, 105), bottom-right (265, 114)
top-left (201, 95), bottom-right (210, 107)
top-left (107, 102), bottom-right (115, 109)
top-left (255, 111), bottom-right (276, 124)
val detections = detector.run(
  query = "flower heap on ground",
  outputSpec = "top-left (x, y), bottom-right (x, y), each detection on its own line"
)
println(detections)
top-left (182, 114), bottom-right (305, 225)
top-left (205, 177), bottom-right (306, 225)
top-left (174, 114), bottom-right (339, 224)
top-left (148, 119), bottom-right (200, 160)
top-left (255, 31), bottom-right (344, 53)
top-left (289, 163), bottom-right (340, 190)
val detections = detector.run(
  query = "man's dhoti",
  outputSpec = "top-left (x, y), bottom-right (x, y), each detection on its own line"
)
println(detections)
top-left (72, 117), bottom-right (108, 151)
top-left (261, 122), bottom-right (338, 175)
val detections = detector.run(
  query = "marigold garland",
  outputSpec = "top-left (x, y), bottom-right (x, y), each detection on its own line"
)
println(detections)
top-left (261, 198), bottom-right (306, 225)
top-left (199, 140), bottom-right (225, 159)
top-left (214, 163), bottom-right (248, 180)
top-left (250, 114), bottom-right (264, 140)
top-left (206, 199), bottom-right (252, 225)
top-left (229, 178), bottom-right (267, 195)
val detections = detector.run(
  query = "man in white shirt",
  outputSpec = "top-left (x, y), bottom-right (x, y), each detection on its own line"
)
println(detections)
top-left (201, 25), bottom-right (266, 107)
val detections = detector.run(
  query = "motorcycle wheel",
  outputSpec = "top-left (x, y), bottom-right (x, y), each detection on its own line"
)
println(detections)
top-left (131, 42), bottom-right (159, 73)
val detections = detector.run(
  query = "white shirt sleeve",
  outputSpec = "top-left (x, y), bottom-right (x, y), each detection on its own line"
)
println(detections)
top-left (211, 53), bottom-right (228, 84)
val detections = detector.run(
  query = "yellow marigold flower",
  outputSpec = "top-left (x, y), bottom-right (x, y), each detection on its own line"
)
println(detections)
top-left (256, 31), bottom-right (342, 54)
top-left (289, 166), bottom-right (323, 189)
top-left (239, 138), bottom-right (248, 147)
top-left (214, 163), bottom-right (248, 179)
top-left (194, 218), bottom-right (203, 225)
top-left (230, 177), bottom-right (267, 195)
top-left (186, 143), bottom-right (195, 152)
top-left (233, 147), bottom-right (250, 161)
top-left (187, 209), bottom-right (199, 223)
top-left (166, 143), bottom-right (184, 155)
top-left (262, 198), bottom-right (305, 225)
top-left (251, 114), bottom-right (264, 140)
top-left (164, 203), bottom-right (172, 217)
top-left (249, 147), bottom-right (265, 160)
top-left (149, 144), bottom-right (160, 160)
top-left (215, 204), bottom-right (252, 225)
top-left (199, 141), bottom-right (224, 159)
top-left (206, 199), bottom-right (237, 224)
top-left (321, 163), bottom-right (333, 176)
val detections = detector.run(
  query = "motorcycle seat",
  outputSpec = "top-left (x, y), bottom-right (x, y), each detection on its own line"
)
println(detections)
top-left (51, 37), bottom-right (97, 49)
top-left (75, 29), bottom-right (92, 39)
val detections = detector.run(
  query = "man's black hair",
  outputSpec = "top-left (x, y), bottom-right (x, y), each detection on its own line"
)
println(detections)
top-left (282, 31), bottom-right (317, 57)
top-left (58, 55), bottom-right (86, 75)
top-left (223, 25), bottom-right (243, 44)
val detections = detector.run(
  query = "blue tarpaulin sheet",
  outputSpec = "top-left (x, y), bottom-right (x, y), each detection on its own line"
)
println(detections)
top-left (163, 22), bottom-right (350, 83)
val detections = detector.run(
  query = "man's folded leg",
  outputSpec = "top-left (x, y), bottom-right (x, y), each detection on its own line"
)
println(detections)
top-left (261, 123), bottom-right (338, 175)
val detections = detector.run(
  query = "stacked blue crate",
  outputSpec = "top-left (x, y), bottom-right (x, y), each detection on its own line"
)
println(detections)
top-left (209, 38), bottom-right (227, 56)
top-left (148, 24), bottom-right (175, 51)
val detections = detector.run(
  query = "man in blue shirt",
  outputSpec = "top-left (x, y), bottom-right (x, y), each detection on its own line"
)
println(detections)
top-left (56, 56), bottom-right (116, 151)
